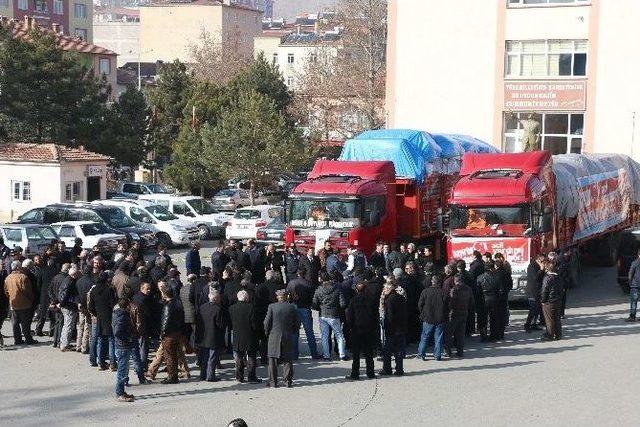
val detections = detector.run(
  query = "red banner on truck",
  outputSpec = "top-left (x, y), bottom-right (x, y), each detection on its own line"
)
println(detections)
top-left (449, 237), bottom-right (530, 265)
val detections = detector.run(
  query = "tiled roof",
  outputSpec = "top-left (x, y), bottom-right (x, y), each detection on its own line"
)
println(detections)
top-left (1, 16), bottom-right (117, 56)
top-left (0, 143), bottom-right (112, 163)
top-left (145, 0), bottom-right (262, 13)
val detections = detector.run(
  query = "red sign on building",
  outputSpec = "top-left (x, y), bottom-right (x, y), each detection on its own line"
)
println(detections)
top-left (504, 80), bottom-right (586, 111)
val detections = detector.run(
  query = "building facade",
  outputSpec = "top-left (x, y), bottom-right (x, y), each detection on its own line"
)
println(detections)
top-left (139, 0), bottom-right (262, 63)
top-left (0, 0), bottom-right (93, 41)
top-left (0, 144), bottom-right (111, 222)
top-left (93, 21), bottom-right (139, 66)
top-left (386, 0), bottom-right (640, 158)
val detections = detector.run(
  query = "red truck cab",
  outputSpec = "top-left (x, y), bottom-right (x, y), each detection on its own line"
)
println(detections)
top-left (447, 152), bottom-right (557, 301)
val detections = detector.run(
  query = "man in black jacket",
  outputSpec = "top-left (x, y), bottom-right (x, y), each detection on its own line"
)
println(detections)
top-left (494, 253), bottom-right (512, 338)
top-left (380, 280), bottom-right (407, 375)
top-left (197, 289), bottom-right (227, 382)
top-left (312, 272), bottom-right (347, 360)
top-left (447, 274), bottom-right (474, 358)
top-left (229, 290), bottom-right (261, 383)
top-left (88, 272), bottom-right (117, 370)
top-left (35, 257), bottom-right (58, 337)
top-left (160, 286), bottom-right (185, 384)
top-left (417, 275), bottom-right (448, 361)
top-left (299, 247), bottom-right (321, 287)
top-left (49, 263), bottom-right (70, 348)
top-left (524, 255), bottom-right (546, 332)
top-left (369, 242), bottom-right (385, 271)
top-left (132, 282), bottom-right (156, 370)
top-left (346, 282), bottom-right (378, 380)
top-left (541, 260), bottom-right (563, 341)
top-left (75, 266), bottom-right (95, 354)
top-left (210, 242), bottom-right (230, 280)
top-left (477, 261), bottom-right (500, 342)
top-left (399, 262), bottom-right (422, 344)
top-left (112, 296), bottom-right (146, 402)
top-left (287, 267), bottom-right (320, 359)
top-left (59, 264), bottom-right (81, 351)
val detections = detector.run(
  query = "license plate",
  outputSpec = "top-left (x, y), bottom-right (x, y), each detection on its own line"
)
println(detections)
top-left (238, 225), bottom-right (250, 229)
top-left (267, 233), bottom-right (280, 239)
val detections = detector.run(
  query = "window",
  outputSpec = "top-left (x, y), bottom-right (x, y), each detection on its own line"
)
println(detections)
top-left (75, 28), bottom-right (88, 41)
top-left (0, 0), bottom-right (9, 8)
top-left (287, 53), bottom-right (295, 64)
top-left (129, 207), bottom-right (154, 224)
top-left (272, 53), bottom-right (278, 65)
top-left (53, 0), bottom-right (63, 14)
top-left (173, 202), bottom-right (190, 215)
top-left (11, 181), bottom-right (31, 201)
top-left (99, 58), bottom-right (111, 75)
top-left (74, 3), bottom-right (87, 19)
top-left (57, 226), bottom-right (76, 238)
top-left (35, 0), bottom-right (48, 12)
top-left (505, 40), bottom-right (587, 77)
top-left (508, 0), bottom-right (590, 6)
top-left (64, 181), bottom-right (82, 201)
top-left (2, 228), bottom-right (22, 242)
top-left (309, 52), bottom-right (318, 63)
top-left (19, 209), bottom-right (43, 223)
top-left (123, 183), bottom-right (143, 194)
top-left (503, 112), bottom-right (583, 154)
top-left (17, 0), bottom-right (27, 10)
top-left (362, 196), bottom-right (386, 227)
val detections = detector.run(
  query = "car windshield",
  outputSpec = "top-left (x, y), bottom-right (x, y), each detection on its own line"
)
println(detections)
top-left (96, 208), bottom-right (136, 228)
top-left (80, 223), bottom-right (113, 236)
top-left (147, 184), bottom-right (171, 194)
top-left (215, 189), bottom-right (236, 198)
top-left (26, 227), bottom-right (57, 240)
top-left (235, 210), bottom-right (261, 220)
top-left (289, 199), bottom-right (361, 229)
top-left (450, 205), bottom-right (531, 237)
top-left (147, 205), bottom-right (178, 221)
top-left (187, 198), bottom-right (215, 215)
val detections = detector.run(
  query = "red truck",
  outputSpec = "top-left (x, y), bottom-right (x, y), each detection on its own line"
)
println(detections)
top-left (285, 130), bottom-right (497, 256)
top-left (446, 151), bottom-right (640, 301)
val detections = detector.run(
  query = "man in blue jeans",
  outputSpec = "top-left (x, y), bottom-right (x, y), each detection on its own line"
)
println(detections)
top-left (287, 267), bottom-right (320, 359)
top-left (417, 275), bottom-right (448, 361)
top-left (112, 296), bottom-right (146, 402)
top-left (626, 249), bottom-right (640, 322)
top-left (312, 272), bottom-right (347, 360)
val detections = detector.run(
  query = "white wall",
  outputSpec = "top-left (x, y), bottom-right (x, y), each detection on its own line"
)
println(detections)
top-left (0, 162), bottom-right (61, 222)
top-left (592, 0), bottom-right (640, 158)
top-left (60, 162), bottom-right (108, 202)
top-left (93, 21), bottom-right (140, 66)
top-left (504, 5), bottom-right (589, 40)
top-left (389, 0), bottom-right (500, 143)
top-left (276, 43), bottom-right (337, 90)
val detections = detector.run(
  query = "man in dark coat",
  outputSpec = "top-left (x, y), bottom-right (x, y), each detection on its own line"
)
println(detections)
top-left (477, 260), bottom-right (500, 342)
top-left (132, 282), bottom-right (156, 370)
top-left (345, 282), bottom-right (378, 380)
top-left (48, 263), bottom-right (70, 348)
top-left (446, 274), bottom-right (474, 358)
top-left (417, 275), bottom-right (448, 361)
top-left (197, 289), bottom-right (227, 382)
top-left (384, 243), bottom-right (403, 273)
top-left (75, 265), bottom-right (96, 353)
top-left (185, 242), bottom-right (202, 276)
top-left (494, 253), bottom-right (512, 339)
top-left (369, 242), bottom-right (385, 271)
top-left (229, 290), bottom-right (262, 383)
top-left (541, 260), bottom-right (563, 341)
top-left (286, 267), bottom-right (320, 359)
top-left (299, 247), bottom-right (321, 287)
top-left (525, 255), bottom-right (546, 332)
top-left (284, 244), bottom-right (300, 282)
top-left (88, 271), bottom-right (117, 369)
top-left (263, 244), bottom-right (283, 275)
top-left (399, 262), bottom-right (422, 343)
top-left (380, 281), bottom-right (407, 376)
top-left (210, 242), bottom-right (230, 280)
top-left (264, 289), bottom-right (300, 388)
top-left (35, 257), bottom-right (59, 336)
top-left (160, 286), bottom-right (185, 384)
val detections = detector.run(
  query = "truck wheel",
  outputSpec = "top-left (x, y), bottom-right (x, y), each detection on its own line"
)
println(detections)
top-left (197, 224), bottom-right (210, 240)
top-left (157, 233), bottom-right (172, 248)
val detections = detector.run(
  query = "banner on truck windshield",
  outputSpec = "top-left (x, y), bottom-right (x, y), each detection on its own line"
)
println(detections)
top-left (574, 168), bottom-right (631, 241)
top-left (450, 237), bottom-right (530, 267)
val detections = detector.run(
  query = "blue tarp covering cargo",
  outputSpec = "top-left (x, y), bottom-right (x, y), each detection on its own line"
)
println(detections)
top-left (340, 129), bottom-right (498, 182)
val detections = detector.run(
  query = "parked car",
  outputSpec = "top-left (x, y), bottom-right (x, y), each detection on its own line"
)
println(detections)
top-left (616, 228), bottom-right (640, 293)
top-left (138, 194), bottom-right (230, 239)
top-left (50, 221), bottom-right (127, 256)
top-left (211, 188), bottom-right (268, 211)
top-left (256, 216), bottom-right (286, 247)
top-left (94, 199), bottom-right (199, 247)
top-left (16, 204), bottom-right (157, 249)
top-left (118, 182), bottom-right (173, 199)
top-left (226, 205), bottom-right (283, 240)
top-left (0, 224), bottom-right (58, 255)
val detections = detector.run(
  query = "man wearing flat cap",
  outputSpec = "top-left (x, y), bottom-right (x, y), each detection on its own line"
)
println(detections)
top-left (264, 289), bottom-right (300, 388)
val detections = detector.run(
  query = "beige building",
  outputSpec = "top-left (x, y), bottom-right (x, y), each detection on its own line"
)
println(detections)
top-left (94, 21), bottom-right (140, 66)
top-left (68, 0), bottom-right (94, 42)
top-left (139, 0), bottom-right (262, 63)
top-left (386, 0), bottom-right (640, 158)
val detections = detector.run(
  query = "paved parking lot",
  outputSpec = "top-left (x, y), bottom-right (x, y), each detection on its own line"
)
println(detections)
top-left (1, 256), bottom-right (639, 426)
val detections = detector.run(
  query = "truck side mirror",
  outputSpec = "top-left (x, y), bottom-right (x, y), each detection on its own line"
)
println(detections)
top-left (542, 207), bottom-right (553, 233)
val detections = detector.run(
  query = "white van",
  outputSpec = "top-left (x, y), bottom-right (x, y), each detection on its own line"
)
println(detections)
top-left (0, 224), bottom-right (58, 255)
top-left (138, 194), bottom-right (230, 239)
top-left (94, 199), bottom-right (199, 246)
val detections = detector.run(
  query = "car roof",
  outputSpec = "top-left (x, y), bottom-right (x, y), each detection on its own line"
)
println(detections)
top-left (139, 194), bottom-right (201, 201)
top-left (1, 223), bottom-right (52, 229)
top-left (236, 205), bottom-right (282, 211)
top-left (95, 199), bottom-right (155, 208)
top-left (121, 181), bottom-right (158, 186)
top-left (51, 221), bottom-right (101, 226)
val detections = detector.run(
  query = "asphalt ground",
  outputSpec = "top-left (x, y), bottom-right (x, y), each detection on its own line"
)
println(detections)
top-left (1, 247), bottom-right (638, 427)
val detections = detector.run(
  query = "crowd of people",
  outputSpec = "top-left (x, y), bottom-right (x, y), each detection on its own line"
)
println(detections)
top-left (0, 236), bottom-right (574, 403)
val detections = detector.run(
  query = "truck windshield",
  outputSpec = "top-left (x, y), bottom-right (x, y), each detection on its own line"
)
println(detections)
top-left (289, 199), bottom-right (361, 229)
top-left (450, 205), bottom-right (531, 237)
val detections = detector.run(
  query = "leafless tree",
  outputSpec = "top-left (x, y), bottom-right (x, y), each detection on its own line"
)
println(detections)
top-left (188, 29), bottom-right (253, 84)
